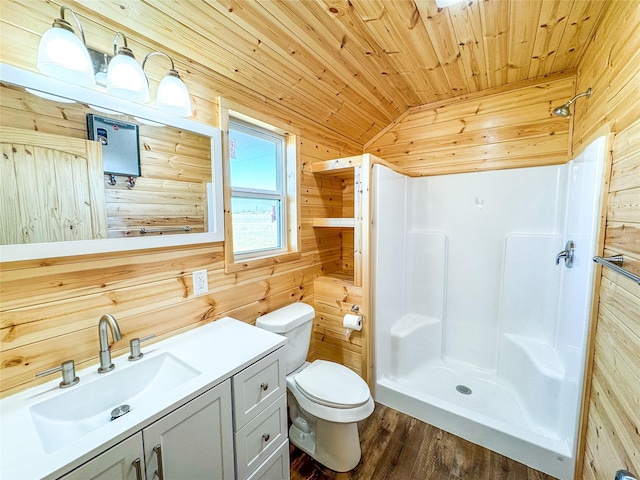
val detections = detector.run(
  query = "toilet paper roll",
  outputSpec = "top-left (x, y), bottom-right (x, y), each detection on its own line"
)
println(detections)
top-left (343, 313), bottom-right (362, 340)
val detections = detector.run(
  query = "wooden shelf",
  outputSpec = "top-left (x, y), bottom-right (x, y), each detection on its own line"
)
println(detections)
top-left (309, 156), bottom-right (362, 175)
top-left (312, 218), bottom-right (355, 228)
top-left (314, 269), bottom-right (355, 286)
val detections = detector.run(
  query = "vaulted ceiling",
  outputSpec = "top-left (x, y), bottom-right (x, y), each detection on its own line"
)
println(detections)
top-left (75, 0), bottom-right (607, 144)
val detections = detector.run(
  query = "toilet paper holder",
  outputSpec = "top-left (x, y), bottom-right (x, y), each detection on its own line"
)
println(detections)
top-left (344, 305), bottom-right (363, 341)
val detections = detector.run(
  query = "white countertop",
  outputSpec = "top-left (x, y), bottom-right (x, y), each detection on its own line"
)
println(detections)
top-left (0, 318), bottom-right (286, 480)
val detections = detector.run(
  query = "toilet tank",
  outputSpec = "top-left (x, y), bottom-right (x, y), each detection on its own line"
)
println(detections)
top-left (256, 303), bottom-right (315, 374)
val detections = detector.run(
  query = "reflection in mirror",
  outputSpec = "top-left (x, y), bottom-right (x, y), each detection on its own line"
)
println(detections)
top-left (0, 64), bottom-right (223, 262)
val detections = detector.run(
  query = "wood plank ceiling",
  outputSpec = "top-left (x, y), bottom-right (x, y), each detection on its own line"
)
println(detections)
top-left (74, 0), bottom-right (606, 144)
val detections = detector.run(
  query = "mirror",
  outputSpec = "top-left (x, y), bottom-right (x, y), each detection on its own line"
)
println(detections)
top-left (0, 63), bottom-right (224, 262)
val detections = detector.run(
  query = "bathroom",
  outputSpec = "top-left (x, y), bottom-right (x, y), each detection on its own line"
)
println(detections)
top-left (1, 1), bottom-right (639, 480)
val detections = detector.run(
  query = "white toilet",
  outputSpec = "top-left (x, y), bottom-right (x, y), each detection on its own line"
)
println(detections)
top-left (256, 302), bottom-right (374, 472)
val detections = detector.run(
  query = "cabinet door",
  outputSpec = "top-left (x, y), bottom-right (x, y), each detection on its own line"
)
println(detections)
top-left (0, 126), bottom-right (107, 244)
top-left (143, 380), bottom-right (234, 480)
top-left (58, 433), bottom-right (145, 480)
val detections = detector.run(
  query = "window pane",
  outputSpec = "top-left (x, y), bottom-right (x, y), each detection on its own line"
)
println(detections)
top-left (229, 126), bottom-right (279, 191)
top-left (232, 197), bottom-right (281, 254)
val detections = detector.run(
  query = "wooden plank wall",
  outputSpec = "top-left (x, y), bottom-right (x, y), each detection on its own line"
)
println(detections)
top-left (342, 178), bottom-right (356, 273)
top-left (312, 272), bottom-right (363, 376)
top-left (0, 1), bottom-right (360, 396)
top-left (572, 1), bottom-right (640, 478)
top-left (364, 73), bottom-right (575, 175)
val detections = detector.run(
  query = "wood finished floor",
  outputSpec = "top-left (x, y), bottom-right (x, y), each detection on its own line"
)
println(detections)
top-left (289, 403), bottom-right (559, 480)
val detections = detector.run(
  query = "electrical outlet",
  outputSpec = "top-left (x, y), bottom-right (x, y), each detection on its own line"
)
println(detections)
top-left (192, 269), bottom-right (208, 296)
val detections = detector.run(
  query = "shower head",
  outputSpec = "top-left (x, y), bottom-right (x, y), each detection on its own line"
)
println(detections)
top-left (552, 88), bottom-right (592, 118)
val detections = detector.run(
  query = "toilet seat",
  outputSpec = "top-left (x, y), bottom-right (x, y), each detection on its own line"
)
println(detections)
top-left (287, 360), bottom-right (374, 424)
top-left (293, 360), bottom-right (370, 408)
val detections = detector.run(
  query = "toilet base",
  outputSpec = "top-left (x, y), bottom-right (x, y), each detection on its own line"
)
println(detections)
top-left (289, 417), bottom-right (362, 472)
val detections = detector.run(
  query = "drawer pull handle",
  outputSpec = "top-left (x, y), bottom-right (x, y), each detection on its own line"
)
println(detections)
top-left (132, 458), bottom-right (143, 480)
top-left (153, 444), bottom-right (165, 480)
top-left (261, 382), bottom-right (269, 391)
top-left (262, 433), bottom-right (270, 442)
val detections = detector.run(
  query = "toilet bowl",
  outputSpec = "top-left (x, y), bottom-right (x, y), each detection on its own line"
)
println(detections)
top-left (256, 303), bottom-right (373, 472)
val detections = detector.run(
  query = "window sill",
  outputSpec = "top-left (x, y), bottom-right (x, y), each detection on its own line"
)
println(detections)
top-left (224, 250), bottom-right (302, 274)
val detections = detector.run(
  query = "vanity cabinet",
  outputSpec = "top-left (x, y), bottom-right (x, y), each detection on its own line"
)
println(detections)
top-left (55, 345), bottom-right (287, 480)
top-left (59, 380), bottom-right (233, 480)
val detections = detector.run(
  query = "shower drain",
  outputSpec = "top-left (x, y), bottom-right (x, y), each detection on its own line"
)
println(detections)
top-left (456, 385), bottom-right (472, 395)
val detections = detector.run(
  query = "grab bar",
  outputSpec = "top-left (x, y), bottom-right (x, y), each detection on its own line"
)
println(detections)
top-left (139, 226), bottom-right (191, 235)
top-left (593, 255), bottom-right (640, 285)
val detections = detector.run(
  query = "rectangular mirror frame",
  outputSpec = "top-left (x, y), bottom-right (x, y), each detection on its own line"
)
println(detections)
top-left (0, 63), bottom-right (224, 262)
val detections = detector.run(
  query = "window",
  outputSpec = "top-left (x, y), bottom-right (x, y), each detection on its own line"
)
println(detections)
top-left (229, 120), bottom-right (286, 257)
top-left (220, 99), bottom-right (300, 271)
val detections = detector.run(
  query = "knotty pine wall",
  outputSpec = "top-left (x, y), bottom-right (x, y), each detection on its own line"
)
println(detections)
top-left (572, 1), bottom-right (640, 478)
top-left (364, 72), bottom-right (575, 175)
top-left (0, 1), bottom-right (360, 396)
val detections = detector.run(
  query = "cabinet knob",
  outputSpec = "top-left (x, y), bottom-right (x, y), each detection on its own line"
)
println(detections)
top-left (261, 382), bottom-right (269, 391)
top-left (262, 433), bottom-right (270, 442)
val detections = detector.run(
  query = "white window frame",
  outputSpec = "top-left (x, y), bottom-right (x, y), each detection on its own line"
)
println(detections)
top-left (219, 98), bottom-right (300, 273)
top-left (229, 119), bottom-right (287, 259)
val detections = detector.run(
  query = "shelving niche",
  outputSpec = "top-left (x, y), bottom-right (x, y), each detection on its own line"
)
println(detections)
top-left (309, 154), bottom-right (378, 385)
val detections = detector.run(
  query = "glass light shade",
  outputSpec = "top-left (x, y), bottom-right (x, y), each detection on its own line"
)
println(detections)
top-left (106, 52), bottom-right (150, 103)
top-left (435, 0), bottom-right (465, 7)
top-left (37, 26), bottom-right (95, 87)
top-left (25, 88), bottom-right (76, 103)
top-left (156, 74), bottom-right (192, 117)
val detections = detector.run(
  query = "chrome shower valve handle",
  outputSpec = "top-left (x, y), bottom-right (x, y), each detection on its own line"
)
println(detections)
top-left (555, 240), bottom-right (575, 268)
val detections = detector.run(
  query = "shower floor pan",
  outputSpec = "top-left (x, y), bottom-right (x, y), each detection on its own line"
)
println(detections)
top-left (375, 359), bottom-right (574, 479)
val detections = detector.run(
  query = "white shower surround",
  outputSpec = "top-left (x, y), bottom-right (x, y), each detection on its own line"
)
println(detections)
top-left (372, 137), bottom-right (605, 480)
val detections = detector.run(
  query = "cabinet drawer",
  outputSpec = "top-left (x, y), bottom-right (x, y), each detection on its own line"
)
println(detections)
top-left (245, 439), bottom-right (290, 480)
top-left (235, 394), bottom-right (287, 480)
top-left (233, 348), bottom-right (285, 430)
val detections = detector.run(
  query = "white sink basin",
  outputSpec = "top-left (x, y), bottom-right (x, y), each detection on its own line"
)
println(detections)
top-left (30, 353), bottom-right (200, 453)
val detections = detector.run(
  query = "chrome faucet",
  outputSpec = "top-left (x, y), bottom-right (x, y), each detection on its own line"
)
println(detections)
top-left (98, 314), bottom-right (123, 373)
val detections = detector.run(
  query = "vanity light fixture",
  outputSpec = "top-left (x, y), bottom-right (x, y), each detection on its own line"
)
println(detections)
top-left (434, 0), bottom-right (466, 8)
top-left (37, 6), bottom-right (95, 87)
top-left (25, 88), bottom-right (77, 104)
top-left (142, 52), bottom-right (192, 117)
top-left (36, 7), bottom-right (191, 117)
top-left (106, 32), bottom-right (150, 103)
top-left (552, 88), bottom-right (592, 118)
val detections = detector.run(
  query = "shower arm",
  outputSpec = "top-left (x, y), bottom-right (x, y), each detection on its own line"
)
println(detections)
top-left (564, 88), bottom-right (592, 108)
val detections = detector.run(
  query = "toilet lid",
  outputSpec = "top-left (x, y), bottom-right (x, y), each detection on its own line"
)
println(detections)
top-left (293, 360), bottom-right (370, 408)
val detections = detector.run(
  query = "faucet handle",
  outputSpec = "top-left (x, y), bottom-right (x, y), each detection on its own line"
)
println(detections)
top-left (128, 334), bottom-right (156, 361)
top-left (36, 360), bottom-right (80, 388)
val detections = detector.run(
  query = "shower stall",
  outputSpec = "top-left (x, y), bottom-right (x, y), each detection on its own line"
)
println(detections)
top-left (372, 137), bottom-right (606, 480)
